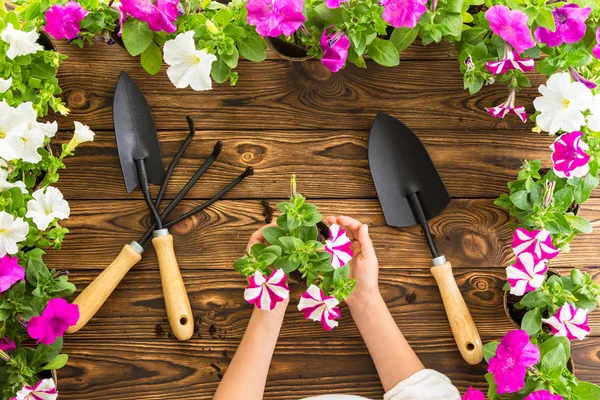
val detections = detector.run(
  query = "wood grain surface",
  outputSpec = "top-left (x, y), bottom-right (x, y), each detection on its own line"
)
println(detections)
top-left (43, 38), bottom-right (600, 399)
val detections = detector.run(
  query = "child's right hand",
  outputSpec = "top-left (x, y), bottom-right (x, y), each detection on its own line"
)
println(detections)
top-left (324, 215), bottom-right (381, 308)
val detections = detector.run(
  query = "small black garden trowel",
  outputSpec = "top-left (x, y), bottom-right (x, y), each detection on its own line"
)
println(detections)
top-left (368, 112), bottom-right (483, 365)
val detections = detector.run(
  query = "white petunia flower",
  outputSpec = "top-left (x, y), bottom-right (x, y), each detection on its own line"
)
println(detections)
top-left (0, 77), bottom-right (12, 93)
top-left (26, 187), bottom-right (70, 231)
top-left (0, 210), bottom-right (29, 257)
top-left (533, 72), bottom-right (593, 134)
top-left (163, 31), bottom-right (216, 91)
top-left (0, 100), bottom-right (29, 161)
top-left (0, 160), bottom-right (25, 193)
top-left (0, 23), bottom-right (43, 60)
top-left (587, 95), bottom-right (600, 132)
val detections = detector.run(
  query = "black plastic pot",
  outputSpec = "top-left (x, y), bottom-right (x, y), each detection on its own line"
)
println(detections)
top-left (266, 37), bottom-right (313, 61)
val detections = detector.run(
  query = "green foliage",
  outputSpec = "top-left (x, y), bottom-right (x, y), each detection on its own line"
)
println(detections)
top-left (233, 177), bottom-right (355, 302)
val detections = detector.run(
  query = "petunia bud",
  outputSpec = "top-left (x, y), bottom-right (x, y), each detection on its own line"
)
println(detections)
top-left (206, 20), bottom-right (219, 34)
top-left (543, 180), bottom-right (555, 208)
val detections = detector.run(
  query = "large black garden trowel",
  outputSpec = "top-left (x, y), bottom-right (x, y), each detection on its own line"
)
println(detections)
top-left (368, 112), bottom-right (483, 365)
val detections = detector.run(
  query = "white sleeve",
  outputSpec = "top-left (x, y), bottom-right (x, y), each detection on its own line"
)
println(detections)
top-left (383, 369), bottom-right (461, 400)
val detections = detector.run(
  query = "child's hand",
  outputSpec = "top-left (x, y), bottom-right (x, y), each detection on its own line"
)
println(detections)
top-left (324, 216), bottom-right (380, 308)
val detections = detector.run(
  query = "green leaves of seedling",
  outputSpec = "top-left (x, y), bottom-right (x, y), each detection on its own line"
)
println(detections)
top-left (122, 19), bottom-right (154, 56)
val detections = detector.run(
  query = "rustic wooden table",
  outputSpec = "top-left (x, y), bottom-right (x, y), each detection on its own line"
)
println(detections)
top-left (45, 39), bottom-right (600, 399)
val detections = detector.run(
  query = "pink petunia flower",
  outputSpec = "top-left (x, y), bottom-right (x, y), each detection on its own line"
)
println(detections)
top-left (506, 252), bottom-right (548, 296)
top-left (0, 337), bottom-right (16, 352)
top-left (325, 0), bottom-right (347, 8)
top-left (13, 378), bottom-right (57, 400)
top-left (512, 227), bottom-right (559, 260)
top-left (534, 4), bottom-right (591, 47)
top-left (525, 390), bottom-right (563, 400)
top-left (0, 254), bottom-right (24, 293)
top-left (44, 2), bottom-right (88, 40)
top-left (244, 269), bottom-right (290, 310)
top-left (486, 87), bottom-right (527, 123)
top-left (27, 298), bottom-right (80, 345)
top-left (488, 330), bottom-right (540, 395)
top-left (325, 224), bottom-right (353, 269)
top-left (320, 30), bottom-right (350, 73)
top-left (550, 131), bottom-right (590, 179)
top-left (379, 0), bottom-right (428, 29)
top-left (593, 28), bottom-right (600, 60)
top-left (119, 0), bottom-right (181, 35)
top-left (569, 67), bottom-right (597, 90)
top-left (297, 284), bottom-right (341, 330)
top-left (462, 386), bottom-right (485, 400)
top-left (542, 304), bottom-right (590, 341)
top-left (485, 5), bottom-right (535, 54)
top-left (486, 51), bottom-right (534, 75)
top-left (246, 0), bottom-right (306, 37)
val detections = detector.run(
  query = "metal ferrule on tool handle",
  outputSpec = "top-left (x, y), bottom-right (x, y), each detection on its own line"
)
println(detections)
top-left (153, 228), bottom-right (169, 238)
top-left (129, 241), bottom-right (145, 254)
top-left (432, 255), bottom-right (446, 266)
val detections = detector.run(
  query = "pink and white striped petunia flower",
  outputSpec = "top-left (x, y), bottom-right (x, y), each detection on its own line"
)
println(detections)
top-left (486, 51), bottom-right (534, 75)
top-left (486, 87), bottom-right (527, 123)
top-left (506, 252), bottom-right (548, 296)
top-left (542, 304), bottom-right (590, 341)
top-left (298, 285), bottom-right (341, 330)
top-left (13, 378), bottom-right (58, 400)
top-left (325, 224), bottom-right (353, 269)
top-left (550, 131), bottom-right (590, 179)
top-left (244, 269), bottom-right (289, 310)
top-left (512, 227), bottom-right (559, 260)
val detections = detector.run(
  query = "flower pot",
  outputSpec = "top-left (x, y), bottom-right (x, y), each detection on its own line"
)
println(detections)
top-left (266, 37), bottom-right (314, 61)
top-left (503, 269), bottom-right (562, 328)
top-left (37, 368), bottom-right (58, 388)
top-left (37, 31), bottom-right (57, 52)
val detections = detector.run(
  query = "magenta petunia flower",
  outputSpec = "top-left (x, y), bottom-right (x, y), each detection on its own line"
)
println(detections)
top-left (488, 330), bottom-right (540, 395)
top-left (379, 0), bottom-right (428, 29)
top-left (0, 254), bottom-right (24, 293)
top-left (486, 51), bottom-right (534, 75)
top-left (506, 252), bottom-right (548, 296)
top-left (297, 284), bottom-right (341, 330)
top-left (325, 0), bottom-right (347, 8)
top-left (534, 4), bottom-right (591, 47)
top-left (462, 386), bottom-right (485, 400)
top-left (485, 5), bottom-right (535, 54)
top-left (325, 224), bottom-right (353, 269)
top-left (44, 2), bottom-right (88, 40)
top-left (119, 0), bottom-right (181, 35)
top-left (320, 30), bottom-right (350, 73)
top-left (569, 67), bottom-right (597, 90)
top-left (593, 28), bottom-right (600, 60)
top-left (244, 269), bottom-right (289, 310)
top-left (0, 337), bottom-right (15, 352)
top-left (543, 304), bottom-right (590, 341)
top-left (512, 227), bottom-right (559, 260)
top-left (525, 390), bottom-right (563, 400)
top-left (27, 298), bottom-right (80, 345)
top-left (550, 131), bottom-right (590, 179)
top-left (13, 378), bottom-right (57, 400)
top-left (246, 0), bottom-right (306, 37)
top-left (486, 87), bottom-right (527, 123)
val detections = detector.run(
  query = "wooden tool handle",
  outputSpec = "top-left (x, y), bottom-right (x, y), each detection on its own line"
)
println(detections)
top-left (430, 261), bottom-right (483, 365)
top-left (67, 244), bottom-right (142, 334)
top-left (152, 234), bottom-right (194, 341)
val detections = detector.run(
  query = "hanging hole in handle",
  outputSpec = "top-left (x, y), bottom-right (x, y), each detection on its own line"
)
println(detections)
top-left (180, 316), bottom-right (188, 325)
top-left (466, 342), bottom-right (475, 351)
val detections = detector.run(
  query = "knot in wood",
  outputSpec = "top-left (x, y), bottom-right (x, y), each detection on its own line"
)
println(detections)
top-left (66, 88), bottom-right (88, 109)
top-left (461, 231), bottom-right (489, 260)
top-left (236, 143), bottom-right (266, 165)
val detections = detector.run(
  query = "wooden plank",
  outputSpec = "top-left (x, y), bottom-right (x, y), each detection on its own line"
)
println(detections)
top-left (55, 337), bottom-right (600, 399)
top-left (53, 128), bottom-right (558, 200)
top-left (52, 57), bottom-right (545, 132)
top-left (63, 267), bottom-right (600, 341)
top-left (44, 199), bottom-right (600, 271)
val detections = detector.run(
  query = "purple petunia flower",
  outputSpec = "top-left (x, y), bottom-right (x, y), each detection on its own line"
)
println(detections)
top-left (44, 2), bottom-right (88, 40)
top-left (569, 67), bottom-right (597, 90)
top-left (592, 27), bottom-right (600, 60)
top-left (488, 330), bottom-right (540, 395)
top-left (486, 87), bottom-right (527, 123)
top-left (534, 4), bottom-right (591, 47)
top-left (27, 298), bottom-right (80, 345)
top-left (543, 305), bottom-right (590, 341)
top-left (0, 254), bottom-right (24, 293)
top-left (325, 0), bottom-right (347, 8)
top-left (320, 30), bottom-right (350, 72)
top-left (119, 0), bottom-right (181, 35)
top-left (485, 5), bottom-right (535, 54)
top-left (243, 269), bottom-right (289, 310)
top-left (0, 337), bottom-right (15, 352)
top-left (512, 227), bottom-right (559, 260)
top-left (379, 0), bottom-right (428, 29)
top-left (506, 252), bottom-right (548, 296)
top-left (298, 284), bottom-right (341, 330)
top-left (246, 0), bottom-right (306, 37)
top-left (486, 50), bottom-right (534, 75)
top-left (550, 131), bottom-right (590, 179)
top-left (525, 390), bottom-right (563, 400)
